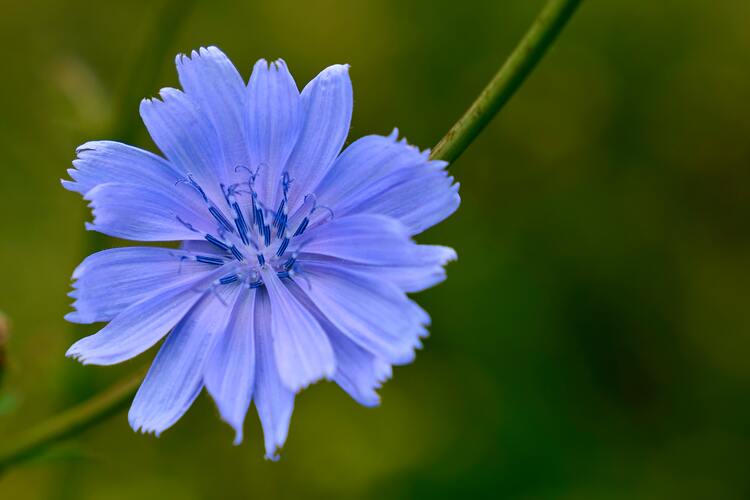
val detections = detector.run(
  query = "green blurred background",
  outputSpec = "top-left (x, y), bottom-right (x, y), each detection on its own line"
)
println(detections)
top-left (1, 0), bottom-right (749, 498)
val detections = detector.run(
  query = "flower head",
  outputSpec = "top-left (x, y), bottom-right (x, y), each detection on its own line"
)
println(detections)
top-left (64, 46), bottom-right (459, 459)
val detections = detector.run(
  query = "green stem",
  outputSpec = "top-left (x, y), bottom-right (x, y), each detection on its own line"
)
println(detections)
top-left (0, 0), bottom-right (582, 476)
top-left (430, 0), bottom-right (582, 163)
top-left (0, 370), bottom-right (144, 474)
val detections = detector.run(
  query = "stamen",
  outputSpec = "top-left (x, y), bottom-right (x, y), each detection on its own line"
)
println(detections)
top-left (236, 219), bottom-right (249, 245)
top-left (232, 201), bottom-right (249, 244)
top-left (277, 270), bottom-right (291, 279)
top-left (251, 192), bottom-right (258, 225)
top-left (263, 225), bottom-right (271, 247)
top-left (209, 206), bottom-right (234, 233)
top-left (257, 254), bottom-right (266, 266)
top-left (293, 217), bottom-right (309, 237)
top-left (273, 199), bottom-right (286, 227)
top-left (205, 234), bottom-right (230, 252)
top-left (276, 237), bottom-right (289, 257)
top-left (248, 280), bottom-right (263, 289)
top-left (219, 273), bottom-right (239, 285)
top-left (256, 207), bottom-right (265, 232)
top-left (229, 245), bottom-right (245, 262)
top-left (276, 214), bottom-right (287, 238)
top-left (195, 255), bottom-right (224, 266)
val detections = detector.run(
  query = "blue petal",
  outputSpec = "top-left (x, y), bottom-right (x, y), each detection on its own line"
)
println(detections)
top-left (328, 329), bottom-right (392, 408)
top-left (260, 268), bottom-right (335, 392)
top-left (66, 247), bottom-right (216, 324)
top-left (372, 245), bottom-right (457, 293)
top-left (140, 88), bottom-right (226, 202)
top-left (297, 213), bottom-right (454, 266)
top-left (253, 290), bottom-right (295, 460)
top-left (285, 64), bottom-right (352, 207)
top-left (294, 262), bottom-right (428, 365)
top-left (315, 131), bottom-right (460, 235)
top-left (204, 289), bottom-right (256, 445)
top-left (129, 293), bottom-right (233, 436)
top-left (246, 59), bottom-right (301, 203)
top-left (313, 131), bottom-right (416, 206)
top-left (63, 141), bottom-right (182, 196)
top-left (84, 182), bottom-right (212, 241)
top-left (176, 46), bottom-right (249, 176)
top-left (66, 272), bottom-right (215, 365)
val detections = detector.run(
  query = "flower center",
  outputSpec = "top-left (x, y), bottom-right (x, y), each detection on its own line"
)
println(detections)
top-left (176, 169), bottom-right (331, 290)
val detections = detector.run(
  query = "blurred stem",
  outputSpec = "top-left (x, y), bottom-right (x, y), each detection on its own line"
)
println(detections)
top-left (0, 371), bottom-right (144, 475)
top-left (430, 0), bottom-right (582, 163)
top-left (0, 0), bottom-right (581, 477)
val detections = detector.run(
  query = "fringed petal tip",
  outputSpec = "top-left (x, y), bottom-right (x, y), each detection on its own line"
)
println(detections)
top-left (63, 311), bottom-right (86, 325)
top-left (175, 45), bottom-right (224, 65)
top-left (252, 58), bottom-right (289, 72)
top-left (128, 416), bottom-right (165, 438)
top-left (382, 127), bottom-right (449, 166)
top-left (263, 439), bottom-right (287, 461)
top-left (64, 343), bottom-right (92, 365)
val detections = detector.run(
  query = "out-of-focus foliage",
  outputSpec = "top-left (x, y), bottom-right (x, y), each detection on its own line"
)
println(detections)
top-left (0, 0), bottom-right (749, 499)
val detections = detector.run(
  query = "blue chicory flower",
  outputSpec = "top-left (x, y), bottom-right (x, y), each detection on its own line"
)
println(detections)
top-left (63, 46), bottom-right (459, 459)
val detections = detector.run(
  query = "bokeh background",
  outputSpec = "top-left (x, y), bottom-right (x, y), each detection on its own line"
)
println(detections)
top-left (1, 0), bottom-right (749, 498)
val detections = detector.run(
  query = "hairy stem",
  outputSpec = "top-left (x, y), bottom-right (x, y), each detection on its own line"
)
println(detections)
top-left (430, 0), bottom-right (582, 163)
top-left (0, 0), bottom-right (582, 475)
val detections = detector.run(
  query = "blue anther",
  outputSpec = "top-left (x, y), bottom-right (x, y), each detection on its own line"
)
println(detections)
top-left (263, 225), bottom-right (271, 247)
top-left (229, 246), bottom-right (245, 262)
top-left (256, 208), bottom-right (265, 232)
top-left (208, 206), bottom-right (234, 233)
top-left (205, 234), bottom-right (230, 252)
top-left (196, 255), bottom-right (224, 266)
top-left (276, 238), bottom-right (289, 257)
top-left (236, 219), bottom-right (249, 245)
top-left (248, 280), bottom-right (263, 289)
top-left (273, 199), bottom-right (286, 227)
top-left (293, 217), bottom-right (309, 237)
top-left (251, 193), bottom-right (258, 225)
top-left (283, 256), bottom-right (296, 269)
top-left (277, 270), bottom-right (291, 279)
top-left (234, 208), bottom-right (247, 229)
top-left (276, 214), bottom-right (287, 238)
top-left (219, 274), bottom-right (239, 285)
top-left (257, 254), bottom-right (266, 266)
